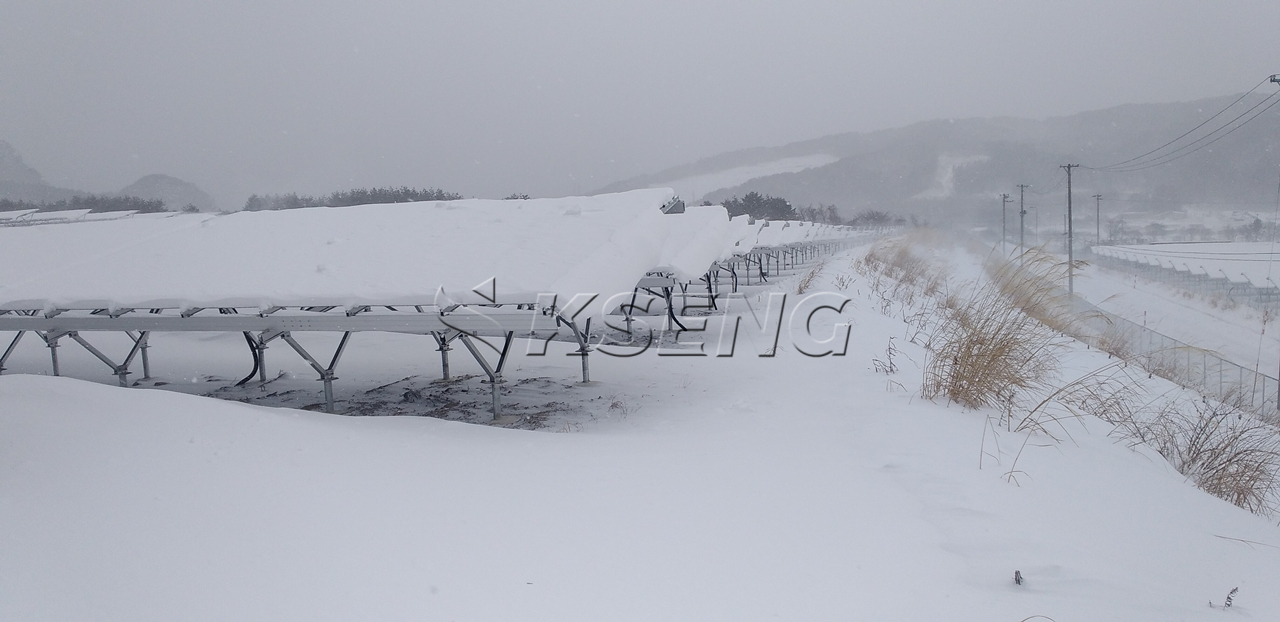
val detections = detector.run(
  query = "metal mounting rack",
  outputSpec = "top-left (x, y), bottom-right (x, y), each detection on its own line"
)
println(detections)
top-left (0, 303), bottom-right (590, 417)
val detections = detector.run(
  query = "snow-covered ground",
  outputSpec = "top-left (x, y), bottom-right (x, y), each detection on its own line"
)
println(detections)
top-left (3, 240), bottom-right (1280, 621)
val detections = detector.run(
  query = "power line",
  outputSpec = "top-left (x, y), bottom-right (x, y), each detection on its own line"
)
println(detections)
top-left (1094, 91), bottom-right (1280, 173)
top-left (1026, 171), bottom-right (1067, 195)
top-left (1093, 76), bottom-right (1273, 171)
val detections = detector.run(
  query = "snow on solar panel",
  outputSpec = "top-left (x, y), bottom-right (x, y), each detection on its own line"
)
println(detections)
top-left (0, 209), bottom-right (38, 222)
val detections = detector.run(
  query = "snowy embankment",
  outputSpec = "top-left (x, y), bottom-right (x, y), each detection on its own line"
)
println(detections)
top-left (3, 240), bottom-right (1280, 621)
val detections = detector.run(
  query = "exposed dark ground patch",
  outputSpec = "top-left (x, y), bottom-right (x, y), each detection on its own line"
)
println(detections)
top-left (186, 372), bottom-right (619, 430)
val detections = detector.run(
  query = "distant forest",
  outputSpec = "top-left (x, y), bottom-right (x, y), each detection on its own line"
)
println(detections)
top-left (0, 195), bottom-right (167, 213)
top-left (244, 186), bottom-right (464, 211)
top-left (715, 191), bottom-right (904, 227)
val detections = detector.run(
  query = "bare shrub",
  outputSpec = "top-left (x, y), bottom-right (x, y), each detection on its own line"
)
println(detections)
top-left (872, 337), bottom-right (900, 374)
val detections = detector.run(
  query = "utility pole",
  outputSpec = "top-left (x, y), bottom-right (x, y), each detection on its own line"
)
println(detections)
top-left (1062, 164), bottom-right (1080, 294)
top-left (1093, 194), bottom-right (1103, 245)
top-left (1018, 184), bottom-right (1029, 259)
top-left (1000, 193), bottom-right (1012, 256)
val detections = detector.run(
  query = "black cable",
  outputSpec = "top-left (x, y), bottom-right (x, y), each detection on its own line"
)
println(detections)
top-left (1094, 77), bottom-right (1272, 171)
top-left (1095, 90), bottom-right (1280, 172)
top-left (1026, 171), bottom-right (1067, 195)
top-left (1092, 89), bottom-right (1280, 173)
top-left (235, 331), bottom-right (260, 387)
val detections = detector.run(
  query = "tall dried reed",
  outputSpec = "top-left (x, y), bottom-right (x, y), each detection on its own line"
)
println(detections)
top-left (922, 253), bottom-right (1074, 410)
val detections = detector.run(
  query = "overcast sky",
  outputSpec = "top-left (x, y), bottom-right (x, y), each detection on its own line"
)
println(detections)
top-left (2, 0), bottom-right (1278, 209)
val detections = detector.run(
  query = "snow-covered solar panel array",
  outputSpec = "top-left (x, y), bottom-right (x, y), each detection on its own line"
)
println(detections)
top-left (0, 209), bottom-right (38, 222)
top-left (0, 189), bottom-right (866, 415)
top-left (1093, 243), bottom-right (1280, 287)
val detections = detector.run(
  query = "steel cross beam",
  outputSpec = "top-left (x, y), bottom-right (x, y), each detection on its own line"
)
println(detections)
top-left (0, 307), bottom-right (564, 337)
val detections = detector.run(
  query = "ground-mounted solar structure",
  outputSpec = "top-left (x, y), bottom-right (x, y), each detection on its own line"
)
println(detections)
top-left (0, 189), bottom-right (869, 417)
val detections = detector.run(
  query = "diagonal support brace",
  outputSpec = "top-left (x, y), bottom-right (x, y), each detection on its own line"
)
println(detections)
top-left (458, 331), bottom-right (514, 419)
top-left (280, 331), bottom-right (352, 413)
top-left (126, 331), bottom-right (151, 379)
top-left (0, 331), bottom-right (25, 374)
top-left (556, 314), bottom-right (592, 383)
top-left (67, 331), bottom-right (147, 387)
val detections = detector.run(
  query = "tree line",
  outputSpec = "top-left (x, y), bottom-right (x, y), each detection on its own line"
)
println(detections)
top-left (244, 186), bottom-right (464, 211)
top-left (713, 191), bottom-right (905, 227)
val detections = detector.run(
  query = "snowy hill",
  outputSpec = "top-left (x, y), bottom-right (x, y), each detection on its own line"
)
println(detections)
top-left (599, 93), bottom-right (1280, 224)
top-left (2, 234), bottom-right (1278, 620)
top-left (119, 173), bottom-right (218, 212)
top-left (0, 140), bottom-right (215, 210)
top-left (0, 140), bottom-right (81, 203)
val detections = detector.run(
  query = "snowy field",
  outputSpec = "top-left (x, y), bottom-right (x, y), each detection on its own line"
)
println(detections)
top-left (3, 234), bottom-right (1280, 621)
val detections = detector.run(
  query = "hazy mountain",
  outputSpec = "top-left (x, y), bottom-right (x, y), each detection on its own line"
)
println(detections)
top-left (0, 140), bottom-right (81, 203)
top-left (0, 141), bottom-right (216, 211)
top-left (119, 174), bottom-right (217, 212)
top-left (599, 94), bottom-right (1280, 225)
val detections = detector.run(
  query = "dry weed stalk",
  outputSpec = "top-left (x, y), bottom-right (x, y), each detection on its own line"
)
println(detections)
top-left (796, 259), bottom-right (827, 294)
top-left (987, 250), bottom-right (1082, 335)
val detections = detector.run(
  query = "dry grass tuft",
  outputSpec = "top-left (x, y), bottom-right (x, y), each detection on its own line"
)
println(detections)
top-left (1026, 369), bottom-right (1280, 516)
top-left (987, 250), bottom-right (1084, 335)
top-left (1154, 394), bottom-right (1280, 515)
top-left (922, 254), bottom-right (1074, 411)
top-left (853, 234), bottom-right (951, 320)
top-left (796, 259), bottom-right (827, 294)
top-left (1096, 323), bottom-right (1137, 361)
